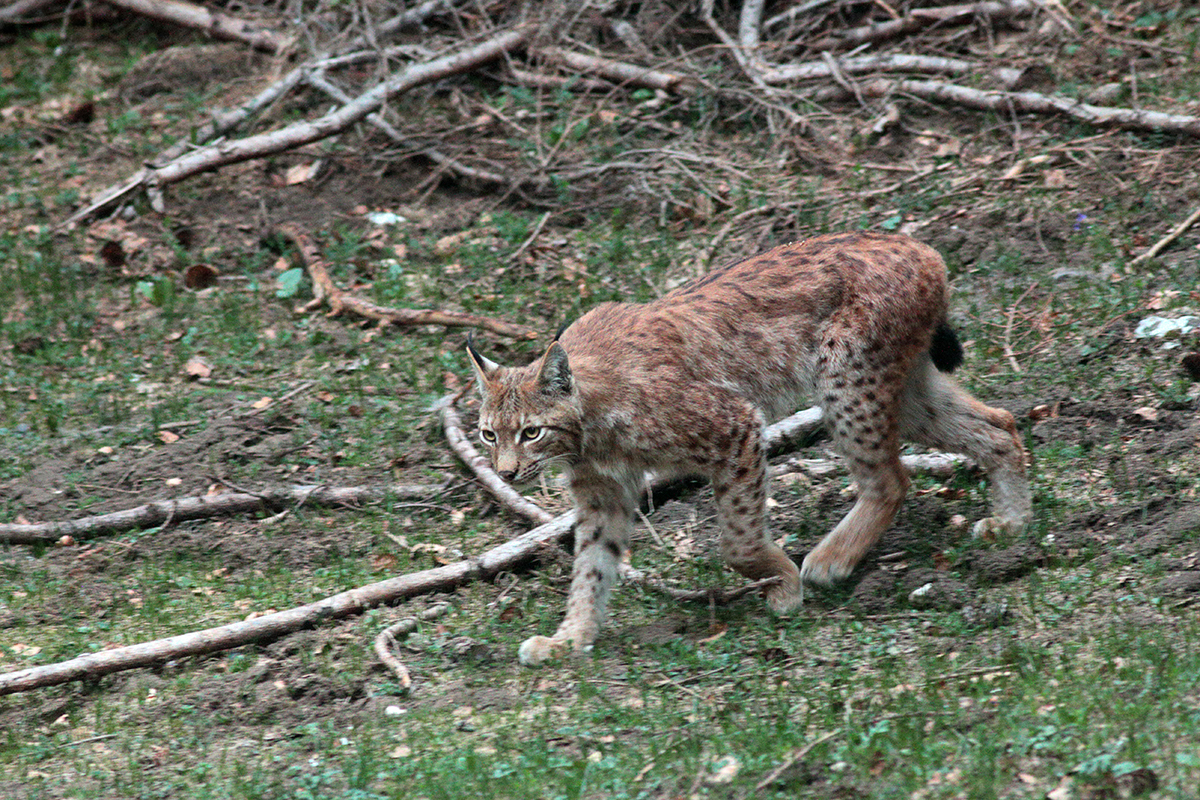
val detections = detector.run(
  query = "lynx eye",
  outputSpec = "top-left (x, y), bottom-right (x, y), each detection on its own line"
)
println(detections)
top-left (479, 429), bottom-right (497, 445)
top-left (519, 426), bottom-right (545, 443)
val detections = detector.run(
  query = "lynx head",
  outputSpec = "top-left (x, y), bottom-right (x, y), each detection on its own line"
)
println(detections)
top-left (466, 334), bottom-right (583, 484)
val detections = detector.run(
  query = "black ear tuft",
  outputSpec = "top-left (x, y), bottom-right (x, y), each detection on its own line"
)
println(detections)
top-left (554, 320), bottom-right (572, 342)
top-left (466, 331), bottom-right (501, 385)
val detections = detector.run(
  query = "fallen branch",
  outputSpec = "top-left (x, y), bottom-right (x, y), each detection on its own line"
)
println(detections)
top-left (752, 730), bottom-right (841, 794)
top-left (771, 452), bottom-right (972, 479)
top-left (807, 0), bottom-right (1046, 51)
top-left (276, 224), bottom-right (537, 340)
top-left (811, 78), bottom-right (1200, 139)
top-left (621, 565), bottom-right (780, 605)
top-left (535, 46), bottom-right (691, 94)
top-left (762, 53), bottom-right (1022, 89)
top-left (64, 0), bottom-right (473, 226)
top-left (65, 66), bottom-right (308, 226)
top-left (373, 602), bottom-right (451, 692)
top-left (101, 0), bottom-right (292, 53)
top-left (0, 510), bottom-right (578, 696)
top-left (0, 482), bottom-right (438, 546)
top-left (1130, 205), bottom-right (1200, 266)
top-left (145, 26), bottom-right (528, 185)
top-left (0, 0), bottom-right (58, 23)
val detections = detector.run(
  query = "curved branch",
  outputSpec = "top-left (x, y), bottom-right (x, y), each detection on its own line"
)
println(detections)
top-left (276, 224), bottom-right (537, 340)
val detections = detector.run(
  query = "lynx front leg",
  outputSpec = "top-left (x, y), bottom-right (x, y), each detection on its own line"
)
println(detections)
top-left (519, 481), bottom-right (634, 665)
top-left (712, 406), bottom-right (802, 614)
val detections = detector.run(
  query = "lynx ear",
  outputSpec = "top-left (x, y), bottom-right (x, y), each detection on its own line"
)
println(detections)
top-left (466, 332), bottom-right (501, 390)
top-left (536, 341), bottom-right (574, 396)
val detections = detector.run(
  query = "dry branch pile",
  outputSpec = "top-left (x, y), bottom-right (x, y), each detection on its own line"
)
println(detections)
top-left (21, 0), bottom-right (1193, 247)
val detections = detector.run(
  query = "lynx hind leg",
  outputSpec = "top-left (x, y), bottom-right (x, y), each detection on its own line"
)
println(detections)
top-left (519, 485), bottom-right (634, 665)
top-left (801, 372), bottom-right (910, 586)
top-left (712, 408), bottom-right (802, 614)
top-left (899, 357), bottom-right (1032, 535)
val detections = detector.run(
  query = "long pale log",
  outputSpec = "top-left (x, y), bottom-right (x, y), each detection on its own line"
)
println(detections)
top-left (0, 483), bottom-right (437, 546)
top-left (0, 0), bottom-right (58, 22)
top-left (102, 0), bottom-right (291, 53)
top-left (813, 78), bottom-right (1200, 139)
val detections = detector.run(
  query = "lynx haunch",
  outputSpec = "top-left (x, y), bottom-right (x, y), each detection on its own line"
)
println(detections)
top-left (468, 232), bottom-right (1031, 665)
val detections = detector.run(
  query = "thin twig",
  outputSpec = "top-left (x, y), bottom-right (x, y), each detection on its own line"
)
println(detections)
top-left (750, 730), bottom-right (841, 795)
top-left (1129, 205), bottom-right (1200, 266)
top-left (1003, 282), bottom-right (1039, 374)
top-left (373, 603), bottom-right (451, 692)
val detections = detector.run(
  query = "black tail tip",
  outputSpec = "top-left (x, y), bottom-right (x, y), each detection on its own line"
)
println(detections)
top-left (930, 321), bottom-right (964, 373)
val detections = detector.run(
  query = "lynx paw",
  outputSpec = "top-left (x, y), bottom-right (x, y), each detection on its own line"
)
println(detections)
top-left (765, 561), bottom-right (804, 614)
top-left (971, 516), bottom-right (1025, 539)
top-left (517, 635), bottom-right (587, 666)
top-left (799, 549), bottom-right (856, 587)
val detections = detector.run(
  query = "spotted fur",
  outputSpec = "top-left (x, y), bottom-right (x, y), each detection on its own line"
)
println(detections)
top-left (468, 232), bottom-right (1031, 665)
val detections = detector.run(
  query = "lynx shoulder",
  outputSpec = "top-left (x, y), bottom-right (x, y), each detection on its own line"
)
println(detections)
top-left (468, 232), bottom-right (1031, 665)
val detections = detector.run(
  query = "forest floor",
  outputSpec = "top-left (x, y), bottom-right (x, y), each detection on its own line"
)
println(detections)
top-left (2, 2), bottom-right (1199, 798)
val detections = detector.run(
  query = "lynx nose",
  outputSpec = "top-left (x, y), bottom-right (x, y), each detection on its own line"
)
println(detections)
top-left (498, 468), bottom-right (518, 482)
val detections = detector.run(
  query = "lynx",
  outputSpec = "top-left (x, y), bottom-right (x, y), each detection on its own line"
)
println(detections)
top-left (467, 232), bottom-right (1031, 665)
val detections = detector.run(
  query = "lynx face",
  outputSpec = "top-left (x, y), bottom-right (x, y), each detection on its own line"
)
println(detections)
top-left (467, 339), bottom-right (583, 484)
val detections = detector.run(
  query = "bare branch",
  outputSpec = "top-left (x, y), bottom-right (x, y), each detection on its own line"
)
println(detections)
top-left (0, 482), bottom-right (438, 546)
top-left (101, 0), bottom-right (292, 53)
top-left (810, 78), bottom-right (1200, 139)
top-left (807, 0), bottom-right (1047, 51)
top-left (0, 0), bottom-right (59, 23)
top-left (762, 53), bottom-right (1022, 88)
top-left (373, 603), bottom-right (451, 692)
top-left (534, 46), bottom-right (691, 94)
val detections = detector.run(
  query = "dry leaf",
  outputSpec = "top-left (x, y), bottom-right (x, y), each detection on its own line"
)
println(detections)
top-left (184, 356), bottom-right (213, 379)
top-left (370, 553), bottom-right (399, 570)
top-left (706, 756), bottom-right (740, 784)
top-left (157, 430), bottom-right (180, 444)
top-left (999, 160), bottom-right (1026, 180)
top-left (165, 477), bottom-right (182, 487)
top-left (251, 397), bottom-right (273, 410)
top-left (285, 161), bottom-right (322, 185)
top-left (1043, 169), bottom-right (1070, 188)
